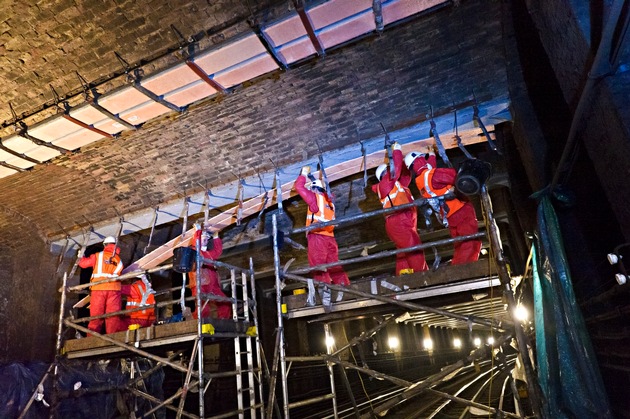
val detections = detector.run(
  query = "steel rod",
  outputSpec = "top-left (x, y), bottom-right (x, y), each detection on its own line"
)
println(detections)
top-left (479, 185), bottom-right (543, 418)
top-left (177, 338), bottom-right (199, 419)
top-left (273, 215), bottom-right (291, 418)
top-left (289, 232), bottom-right (486, 275)
top-left (17, 363), bottom-right (54, 419)
top-left (128, 385), bottom-right (199, 419)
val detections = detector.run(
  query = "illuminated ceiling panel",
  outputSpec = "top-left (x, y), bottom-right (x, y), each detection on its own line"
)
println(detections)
top-left (0, 147), bottom-right (37, 169)
top-left (141, 63), bottom-right (203, 95)
top-left (52, 129), bottom-right (106, 150)
top-left (213, 53), bottom-right (279, 88)
top-left (382, 0), bottom-right (445, 25)
top-left (163, 81), bottom-right (218, 107)
top-left (317, 11), bottom-right (376, 49)
top-left (70, 104), bottom-right (125, 136)
top-left (308, 0), bottom-right (373, 29)
top-left (3, 135), bottom-right (60, 162)
top-left (97, 86), bottom-right (154, 115)
top-left (0, 165), bottom-right (18, 178)
top-left (194, 34), bottom-right (269, 76)
top-left (118, 101), bottom-right (171, 125)
top-left (28, 117), bottom-right (81, 143)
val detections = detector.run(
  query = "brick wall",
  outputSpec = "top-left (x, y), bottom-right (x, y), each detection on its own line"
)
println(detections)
top-left (0, 1), bottom-right (509, 361)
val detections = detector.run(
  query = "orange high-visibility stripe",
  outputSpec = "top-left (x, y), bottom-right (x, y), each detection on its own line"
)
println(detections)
top-left (306, 193), bottom-right (335, 236)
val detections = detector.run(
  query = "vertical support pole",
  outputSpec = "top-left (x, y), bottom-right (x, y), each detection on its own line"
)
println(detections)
top-left (49, 272), bottom-right (69, 419)
top-left (249, 257), bottom-right (266, 418)
top-left (479, 185), bottom-right (543, 418)
top-left (273, 215), bottom-right (290, 418)
top-left (195, 233), bottom-right (205, 418)
top-left (233, 269), bottom-right (245, 418)
top-left (323, 323), bottom-right (338, 417)
top-left (242, 270), bottom-right (256, 415)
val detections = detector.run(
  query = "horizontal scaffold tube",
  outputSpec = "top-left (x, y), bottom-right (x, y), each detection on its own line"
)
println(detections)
top-left (288, 232), bottom-right (487, 275)
top-left (290, 195), bottom-right (454, 235)
top-left (65, 263), bottom-right (174, 292)
top-left (282, 272), bottom-right (508, 330)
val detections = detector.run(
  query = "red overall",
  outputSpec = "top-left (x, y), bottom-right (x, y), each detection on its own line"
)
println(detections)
top-left (189, 230), bottom-right (231, 319)
top-left (79, 244), bottom-right (124, 334)
top-left (121, 279), bottom-right (156, 329)
top-left (412, 154), bottom-right (481, 264)
top-left (372, 149), bottom-right (428, 275)
top-left (295, 175), bottom-right (350, 286)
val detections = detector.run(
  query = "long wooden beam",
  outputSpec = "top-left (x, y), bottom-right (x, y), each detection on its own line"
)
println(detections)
top-left (123, 127), bottom-right (494, 272)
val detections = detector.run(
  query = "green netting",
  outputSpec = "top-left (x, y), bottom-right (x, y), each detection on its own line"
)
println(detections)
top-left (533, 195), bottom-right (612, 418)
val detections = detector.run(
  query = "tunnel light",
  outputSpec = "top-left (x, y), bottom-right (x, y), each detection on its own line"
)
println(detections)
top-left (487, 336), bottom-right (495, 345)
top-left (325, 335), bottom-right (335, 351)
top-left (607, 253), bottom-right (620, 265)
top-left (473, 337), bottom-right (481, 348)
top-left (615, 273), bottom-right (627, 285)
top-left (388, 336), bottom-right (400, 350)
top-left (453, 338), bottom-right (462, 349)
top-left (423, 338), bottom-right (433, 350)
top-left (514, 304), bottom-right (529, 322)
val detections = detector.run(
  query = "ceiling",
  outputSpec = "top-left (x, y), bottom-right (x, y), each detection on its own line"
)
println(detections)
top-left (0, 0), bottom-right (448, 179)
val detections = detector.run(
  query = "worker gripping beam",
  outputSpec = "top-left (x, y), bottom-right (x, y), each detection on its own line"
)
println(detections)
top-left (428, 106), bottom-right (452, 168)
top-left (380, 123), bottom-right (395, 175)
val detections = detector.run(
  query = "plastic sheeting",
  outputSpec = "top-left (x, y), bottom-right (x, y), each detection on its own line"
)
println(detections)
top-left (0, 359), bottom-right (165, 419)
top-left (533, 195), bottom-right (612, 418)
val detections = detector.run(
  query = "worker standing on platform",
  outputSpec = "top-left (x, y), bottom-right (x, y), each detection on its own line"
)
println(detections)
top-left (372, 142), bottom-right (428, 275)
top-left (121, 274), bottom-right (156, 329)
top-left (188, 226), bottom-right (232, 319)
top-left (78, 236), bottom-right (124, 334)
top-left (295, 166), bottom-right (350, 307)
top-left (405, 148), bottom-right (481, 264)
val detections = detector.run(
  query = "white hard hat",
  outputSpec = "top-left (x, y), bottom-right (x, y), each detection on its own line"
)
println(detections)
top-left (404, 151), bottom-right (422, 169)
top-left (103, 236), bottom-right (116, 244)
top-left (375, 164), bottom-right (388, 181)
top-left (308, 179), bottom-right (324, 190)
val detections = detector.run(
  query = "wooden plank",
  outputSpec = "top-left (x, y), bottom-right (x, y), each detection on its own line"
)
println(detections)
top-left (124, 127), bottom-right (496, 273)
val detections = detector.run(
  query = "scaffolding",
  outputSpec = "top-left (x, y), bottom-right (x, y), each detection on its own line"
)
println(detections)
top-left (16, 174), bottom-right (543, 418)
top-left (20, 234), bottom-right (265, 419)
top-left (266, 187), bottom-right (542, 418)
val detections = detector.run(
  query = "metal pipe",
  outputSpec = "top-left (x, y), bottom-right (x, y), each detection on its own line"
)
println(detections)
top-left (287, 394), bottom-right (335, 409)
top-left (250, 257), bottom-right (266, 418)
top-left (325, 355), bottom-right (412, 388)
top-left (291, 196), bottom-right (452, 234)
top-left (550, 0), bottom-right (626, 189)
top-left (324, 324), bottom-right (338, 417)
top-left (55, 273), bottom-right (68, 354)
top-left (283, 272), bottom-right (505, 330)
top-left (17, 363), bottom-right (54, 419)
top-left (289, 232), bottom-right (486, 275)
top-left (273, 215), bottom-right (291, 418)
top-left (331, 314), bottom-right (400, 357)
top-left (176, 338), bottom-right (199, 419)
top-left (479, 185), bottom-right (544, 418)
top-left (194, 233), bottom-right (205, 419)
top-left (424, 388), bottom-right (520, 418)
top-left (128, 385), bottom-right (199, 419)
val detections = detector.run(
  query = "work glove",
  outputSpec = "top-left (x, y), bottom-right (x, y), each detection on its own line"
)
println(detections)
top-left (300, 166), bottom-right (311, 176)
top-left (426, 145), bottom-right (436, 156)
top-left (212, 230), bottom-right (220, 239)
top-left (392, 142), bottom-right (402, 151)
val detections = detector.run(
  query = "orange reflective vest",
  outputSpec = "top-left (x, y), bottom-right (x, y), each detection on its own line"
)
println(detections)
top-left (416, 169), bottom-right (465, 217)
top-left (378, 181), bottom-right (413, 209)
top-left (126, 280), bottom-right (156, 320)
top-left (306, 192), bottom-right (335, 236)
top-left (90, 250), bottom-right (123, 291)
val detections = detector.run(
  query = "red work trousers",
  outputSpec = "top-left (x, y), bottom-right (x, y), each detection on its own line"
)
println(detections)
top-left (385, 210), bottom-right (428, 275)
top-left (448, 202), bottom-right (482, 265)
top-left (88, 290), bottom-right (122, 334)
top-left (191, 269), bottom-right (232, 319)
top-left (307, 233), bottom-right (350, 286)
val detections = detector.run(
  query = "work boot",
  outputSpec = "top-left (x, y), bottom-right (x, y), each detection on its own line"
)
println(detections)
top-left (321, 286), bottom-right (332, 313)
top-left (306, 278), bottom-right (316, 307)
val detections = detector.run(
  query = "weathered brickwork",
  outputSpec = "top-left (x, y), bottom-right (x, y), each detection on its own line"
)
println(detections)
top-left (525, 0), bottom-right (630, 240)
top-left (0, 1), bottom-right (510, 361)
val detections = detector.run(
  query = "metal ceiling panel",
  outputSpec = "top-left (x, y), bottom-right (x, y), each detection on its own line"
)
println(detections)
top-left (69, 104), bottom-right (124, 136)
top-left (194, 34), bottom-right (268, 76)
top-left (97, 86), bottom-right (154, 115)
top-left (213, 53), bottom-right (279, 88)
top-left (382, 0), bottom-right (446, 26)
top-left (163, 80), bottom-right (218, 107)
top-left (51, 128), bottom-right (105, 150)
top-left (117, 101), bottom-right (171, 125)
top-left (317, 10), bottom-right (376, 49)
top-left (140, 63), bottom-right (203, 95)
top-left (0, 166), bottom-right (18, 178)
top-left (28, 116), bottom-right (82, 142)
top-left (261, 14), bottom-right (307, 49)
top-left (3, 135), bottom-right (60, 162)
top-left (277, 37), bottom-right (317, 64)
top-left (308, 0), bottom-right (373, 29)
top-left (0, 148), bottom-right (37, 169)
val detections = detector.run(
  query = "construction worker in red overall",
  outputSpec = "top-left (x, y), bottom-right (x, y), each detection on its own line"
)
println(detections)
top-left (295, 166), bottom-right (350, 307)
top-left (121, 274), bottom-right (156, 329)
top-left (372, 142), bottom-right (428, 275)
top-left (188, 227), bottom-right (231, 319)
top-left (78, 236), bottom-right (124, 334)
top-left (405, 149), bottom-right (481, 264)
